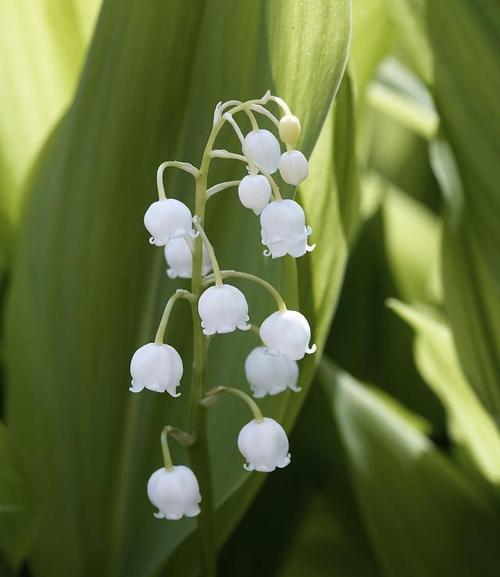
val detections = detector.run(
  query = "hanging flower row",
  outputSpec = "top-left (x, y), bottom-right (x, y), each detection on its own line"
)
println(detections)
top-left (129, 91), bottom-right (316, 521)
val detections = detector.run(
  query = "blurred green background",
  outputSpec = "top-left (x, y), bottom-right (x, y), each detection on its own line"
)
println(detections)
top-left (0, 1), bottom-right (499, 576)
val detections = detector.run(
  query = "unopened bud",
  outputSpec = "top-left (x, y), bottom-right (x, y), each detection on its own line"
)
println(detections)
top-left (278, 115), bottom-right (301, 145)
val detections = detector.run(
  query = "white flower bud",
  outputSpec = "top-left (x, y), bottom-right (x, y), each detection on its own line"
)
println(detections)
top-left (147, 466), bottom-right (201, 520)
top-left (278, 114), bottom-right (301, 145)
top-left (259, 310), bottom-right (316, 361)
top-left (244, 129), bottom-right (281, 174)
top-left (129, 343), bottom-right (183, 396)
top-left (164, 236), bottom-right (212, 279)
top-left (279, 150), bottom-right (308, 185)
top-left (198, 284), bottom-right (250, 335)
top-left (238, 175), bottom-right (272, 215)
top-left (238, 417), bottom-right (291, 472)
top-left (245, 346), bottom-right (300, 398)
top-left (260, 199), bottom-right (314, 259)
top-left (144, 199), bottom-right (192, 246)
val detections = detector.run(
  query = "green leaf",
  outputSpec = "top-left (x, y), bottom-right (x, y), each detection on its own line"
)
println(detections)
top-left (4, 2), bottom-right (353, 576)
top-left (427, 0), bottom-right (500, 418)
top-left (350, 0), bottom-right (393, 95)
top-left (382, 0), bottom-right (432, 83)
top-left (367, 59), bottom-right (438, 140)
top-left (326, 182), bottom-right (444, 427)
top-left (388, 300), bottom-right (500, 486)
top-left (321, 361), bottom-right (500, 577)
top-left (0, 0), bottom-right (101, 222)
top-left (382, 184), bottom-right (441, 304)
top-left (0, 422), bottom-right (38, 570)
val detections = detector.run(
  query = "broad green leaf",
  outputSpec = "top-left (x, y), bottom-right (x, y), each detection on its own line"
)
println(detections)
top-left (322, 361), bottom-right (500, 577)
top-left (381, 0), bottom-right (432, 83)
top-left (0, 0), bottom-right (101, 222)
top-left (367, 58), bottom-right (438, 139)
top-left (382, 184), bottom-right (441, 304)
top-left (388, 300), bottom-right (500, 486)
top-left (427, 0), bottom-right (500, 419)
top-left (4, 2), bottom-right (353, 576)
top-left (350, 0), bottom-right (393, 95)
top-left (0, 422), bottom-right (38, 569)
top-left (326, 182), bottom-right (444, 427)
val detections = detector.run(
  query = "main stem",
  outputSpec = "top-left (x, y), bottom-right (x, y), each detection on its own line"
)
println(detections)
top-left (187, 97), bottom-right (271, 576)
top-left (189, 135), bottom-right (216, 577)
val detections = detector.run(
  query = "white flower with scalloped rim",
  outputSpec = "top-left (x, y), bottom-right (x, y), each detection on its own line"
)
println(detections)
top-left (164, 236), bottom-right (212, 279)
top-left (259, 310), bottom-right (316, 361)
top-left (279, 150), bottom-right (308, 185)
top-left (238, 417), bottom-right (291, 472)
top-left (260, 199), bottom-right (314, 259)
top-left (244, 129), bottom-right (281, 174)
top-left (129, 343), bottom-right (183, 396)
top-left (147, 466), bottom-right (201, 520)
top-left (198, 284), bottom-right (250, 335)
top-left (144, 198), bottom-right (192, 246)
top-left (245, 346), bottom-right (300, 398)
top-left (238, 174), bottom-right (272, 215)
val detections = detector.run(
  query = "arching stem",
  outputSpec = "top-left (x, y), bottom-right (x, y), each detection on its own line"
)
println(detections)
top-left (202, 270), bottom-right (287, 312)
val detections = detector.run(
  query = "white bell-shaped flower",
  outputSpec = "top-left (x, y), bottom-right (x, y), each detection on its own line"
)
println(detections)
top-left (144, 198), bottom-right (192, 246)
top-left (198, 284), bottom-right (250, 335)
top-left (238, 174), bottom-right (272, 215)
top-left (279, 150), bottom-right (309, 185)
top-left (244, 129), bottom-right (281, 174)
top-left (278, 114), bottom-right (301, 145)
top-left (129, 343), bottom-right (183, 396)
top-left (164, 236), bottom-right (212, 279)
top-left (260, 199), bottom-right (314, 258)
top-left (147, 466), bottom-right (201, 520)
top-left (259, 310), bottom-right (316, 361)
top-left (245, 346), bottom-right (300, 398)
top-left (238, 417), bottom-right (291, 472)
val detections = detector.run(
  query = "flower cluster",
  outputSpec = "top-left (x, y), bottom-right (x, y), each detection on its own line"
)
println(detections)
top-left (130, 92), bottom-right (316, 521)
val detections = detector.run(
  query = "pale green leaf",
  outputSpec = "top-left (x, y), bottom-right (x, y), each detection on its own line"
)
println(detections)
top-left (382, 0), bottom-right (432, 82)
top-left (382, 184), bottom-right (441, 304)
top-left (351, 0), bottom-right (393, 95)
top-left (0, 0), bottom-right (101, 222)
top-left (367, 59), bottom-right (438, 139)
top-left (388, 300), bottom-right (500, 486)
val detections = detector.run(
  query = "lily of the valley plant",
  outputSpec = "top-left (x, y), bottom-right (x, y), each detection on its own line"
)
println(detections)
top-left (130, 91), bottom-right (315, 573)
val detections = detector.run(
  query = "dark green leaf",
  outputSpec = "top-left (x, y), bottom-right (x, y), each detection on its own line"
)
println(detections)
top-left (0, 422), bottom-right (38, 570)
top-left (5, 2), bottom-right (353, 576)
top-left (427, 0), bottom-right (500, 418)
top-left (321, 361), bottom-right (500, 577)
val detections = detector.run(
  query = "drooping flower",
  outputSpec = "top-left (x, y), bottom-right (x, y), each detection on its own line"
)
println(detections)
top-left (147, 466), bottom-right (201, 520)
top-left (144, 199), bottom-right (192, 246)
top-left (278, 114), bottom-right (301, 145)
top-left (238, 174), bottom-right (272, 215)
top-left (245, 346), bottom-right (300, 398)
top-left (244, 129), bottom-right (281, 174)
top-left (259, 310), bottom-right (316, 361)
top-left (237, 417), bottom-right (291, 472)
top-left (260, 199), bottom-right (314, 258)
top-left (164, 236), bottom-right (212, 279)
top-left (279, 150), bottom-right (308, 185)
top-left (129, 343), bottom-right (183, 396)
top-left (198, 284), bottom-right (250, 335)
